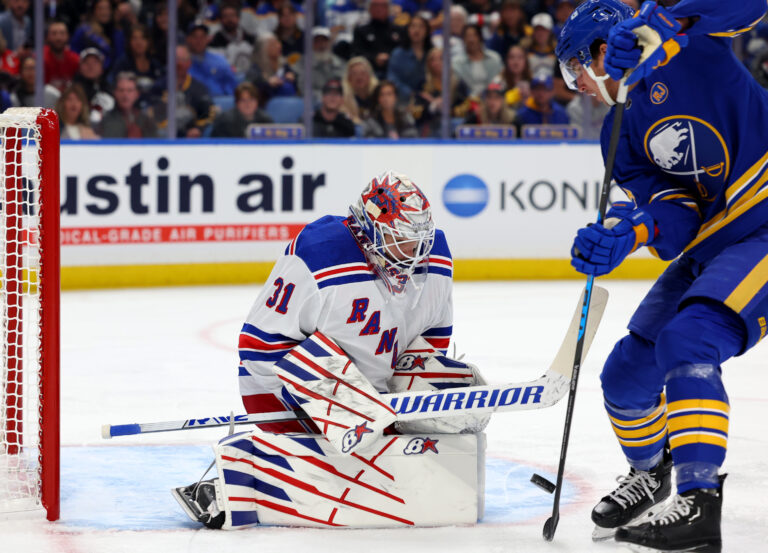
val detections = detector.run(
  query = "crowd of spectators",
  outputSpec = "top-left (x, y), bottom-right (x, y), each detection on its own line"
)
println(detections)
top-left (1, 0), bottom-right (765, 140)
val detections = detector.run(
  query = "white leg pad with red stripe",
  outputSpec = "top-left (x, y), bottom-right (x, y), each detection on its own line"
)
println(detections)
top-left (213, 428), bottom-right (486, 528)
top-left (271, 331), bottom-right (397, 455)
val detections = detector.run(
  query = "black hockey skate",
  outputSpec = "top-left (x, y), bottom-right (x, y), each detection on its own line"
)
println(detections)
top-left (172, 478), bottom-right (225, 529)
top-left (591, 450), bottom-right (673, 541)
top-left (615, 475), bottom-right (726, 553)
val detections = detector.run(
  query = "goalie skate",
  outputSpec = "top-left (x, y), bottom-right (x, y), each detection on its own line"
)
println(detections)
top-left (171, 479), bottom-right (226, 529)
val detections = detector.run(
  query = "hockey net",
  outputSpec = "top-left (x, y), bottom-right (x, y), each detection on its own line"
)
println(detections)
top-left (0, 108), bottom-right (60, 521)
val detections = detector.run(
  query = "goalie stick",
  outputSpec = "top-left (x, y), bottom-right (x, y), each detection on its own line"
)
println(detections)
top-left (102, 286), bottom-right (608, 439)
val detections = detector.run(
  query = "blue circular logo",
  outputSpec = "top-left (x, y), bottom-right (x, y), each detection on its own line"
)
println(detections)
top-left (442, 174), bottom-right (489, 217)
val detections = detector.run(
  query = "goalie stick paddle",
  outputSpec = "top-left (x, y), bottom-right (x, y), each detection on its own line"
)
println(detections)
top-left (102, 287), bottom-right (608, 439)
top-left (541, 80), bottom-right (629, 542)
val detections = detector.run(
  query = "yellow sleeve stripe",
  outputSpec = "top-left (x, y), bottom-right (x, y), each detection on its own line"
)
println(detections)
top-left (667, 399), bottom-right (730, 414)
top-left (724, 149), bottom-right (768, 209)
top-left (650, 189), bottom-right (689, 202)
top-left (611, 414), bottom-right (667, 439)
top-left (667, 414), bottom-right (729, 434)
top-left (607, 394), bottom-right (666, 427)
top-left (669, 432), bottom-right (728, 450)
top-left (709, 15), bottom-right (764, 37)
top-left (685, 167), bottom-right (768, 253)
top-left (724, 253), bottom-right (768, 313)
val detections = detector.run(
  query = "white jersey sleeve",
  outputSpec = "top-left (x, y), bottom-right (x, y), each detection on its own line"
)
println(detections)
top-left (238, 252), bottom-right (322, 402)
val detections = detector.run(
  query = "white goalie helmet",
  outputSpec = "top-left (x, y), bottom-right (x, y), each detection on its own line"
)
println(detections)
top-left (349, 171), bottom-right (435, 293)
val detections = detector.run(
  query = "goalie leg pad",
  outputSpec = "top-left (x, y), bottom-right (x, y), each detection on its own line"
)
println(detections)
top-left (272, 331), bottom-right (397, 455)
top-left (212, 428), bottom-right (486, 529)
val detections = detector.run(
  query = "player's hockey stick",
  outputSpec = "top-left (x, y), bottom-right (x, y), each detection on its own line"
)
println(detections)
top-left (539, 79), bottom-right (630, 542)
top-left (103, 286), bottom-right (608, 439)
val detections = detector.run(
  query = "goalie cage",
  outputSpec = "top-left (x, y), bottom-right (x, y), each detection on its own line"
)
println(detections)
top-left (0, 108), bottom-right (60, 521)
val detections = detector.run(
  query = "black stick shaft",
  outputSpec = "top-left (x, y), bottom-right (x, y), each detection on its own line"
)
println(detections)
top-left (543, 83), bottom-right (628, 541)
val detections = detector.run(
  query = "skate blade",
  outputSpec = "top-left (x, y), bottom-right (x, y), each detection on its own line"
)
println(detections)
top-left (592, 502), bottom-right (666, 542)
top-left (171, 486), bottom-right (204, 523)
top-left (624, 543), bottom-right (721, 553)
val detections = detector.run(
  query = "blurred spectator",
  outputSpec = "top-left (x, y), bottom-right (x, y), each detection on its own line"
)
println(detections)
top-left (0, 0), bottom-right (30, 53)
top-left (552, 0), bottom-right (575, 37)
top-left (387, 15), bottom-right (432, 104)
top-left (460, 0), bottom-right (499, 17)
top-left (209, 1), bottom-right (255, 75)
top-left (70, 0), bottom-right (126, 70)
top-left (44, 21), bottom-right (77, 91)
top-left (10, 55), bottom-right (60, 108)
top-left (567, 93), bottom-right (609, 140)
top-left (520, 13), bottom-right (556, 78)
top-left (55, 84), bottom-right (100, 139)
top-left (352, 0), bottom-right (402, 80)
top-left (275, 3), bottom-right (304, 64)
top-left (150, 2), bottom-right (183, 65)
top-left (362, 80), bottom-right (417, 138)
top-left (247, 32), bottom-right (298, 102)
top-left (463, 81), bottom-right (515, 125)
top-left (395, 0), bottom-right (444, 31)
top-left (750, 47), bottom-right (768, 89)
top-left (0, 31), bottom-right (17, 76)
top-left (294, 27), bottom-right (344, 103)
top-left (312, 77), bottom-right (355, 138)
top-left (515, 72), bottom-right (569, 126)
top-left (341, 55), bottom-right (378, 123)
top-left (73, 48), bottom-right (115, 125)
top-left (100, 72), bottom-right (157, 138)
top-left (452, 24), bottom-right (503, 97)
top-left (499, 44), bottom-right (531, 110)
top-left (621, 0), bottom-right (639, 10)
top-left (152, 45), bottom-right (214, 138)
top-left (110, 24), bottom-right (163, 107)
top-left (325, 0), bottom-right (368, 43)
top-left (432, 5), bottom-right (467, 59)
top-left (245, 0), bottom-right (304, 36)
top-left (487, 0), bottom-right (531, 59)
top-left (412, 47), bottom-right (470, 137)
top-left (210, 81), bottom-right (273, 137)
top-left (186, 21), bottom-right (239, 97)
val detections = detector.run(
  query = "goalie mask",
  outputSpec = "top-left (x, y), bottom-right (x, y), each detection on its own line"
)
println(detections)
top-left (349, 171), bottom-right (435, 298)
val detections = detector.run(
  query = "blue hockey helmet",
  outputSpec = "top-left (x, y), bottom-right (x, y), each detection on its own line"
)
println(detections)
top-left (555, 0), bottom-right (634, 91)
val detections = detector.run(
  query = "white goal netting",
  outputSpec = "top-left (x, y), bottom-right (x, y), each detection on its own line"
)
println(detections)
top-left (0, 108), bottom-right (51, 516)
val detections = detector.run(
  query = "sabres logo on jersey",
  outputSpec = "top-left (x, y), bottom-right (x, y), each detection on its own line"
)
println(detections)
top-left (644, 116), bottom-right (730, 200)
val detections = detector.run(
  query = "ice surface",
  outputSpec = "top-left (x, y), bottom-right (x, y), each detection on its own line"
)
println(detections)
top-left (1, 281), bottom-right (765, 552)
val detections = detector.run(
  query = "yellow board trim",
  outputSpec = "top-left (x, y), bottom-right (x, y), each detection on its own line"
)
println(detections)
top-left (724, 253), bottom-right (768, 313)
top-left (667, 414), bottom-right (729, 434)
top-left (669, 433), bottom-right (728, 450)
top-left (60, 258), bottom-right (672, 290)
top-left (667, 399), bottom-right (730, 414)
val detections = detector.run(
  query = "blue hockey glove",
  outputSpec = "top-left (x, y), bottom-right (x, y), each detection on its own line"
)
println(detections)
top-left (571, 208), bottom-right (655, 277)
top-left (604, 1), bottom-right (689, 85)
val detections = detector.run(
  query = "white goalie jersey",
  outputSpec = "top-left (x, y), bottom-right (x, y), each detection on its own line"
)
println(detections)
top-left (238, 215), bottom-right (454, 422)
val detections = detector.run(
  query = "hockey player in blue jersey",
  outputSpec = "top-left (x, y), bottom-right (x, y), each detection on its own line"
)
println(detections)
top-left (557, 1), bottom-right (768, 551)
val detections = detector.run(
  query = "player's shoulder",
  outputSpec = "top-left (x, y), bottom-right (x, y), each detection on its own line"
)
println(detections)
top-left (288, 215), bottom-right (367, 272)
top-left (426, 228), bottom-right (453, 278)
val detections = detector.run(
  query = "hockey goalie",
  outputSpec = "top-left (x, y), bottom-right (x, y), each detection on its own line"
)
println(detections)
top-left (170, 171), bottom-right (605, 529)
top-left (173, 172), bottom-right (491, 529)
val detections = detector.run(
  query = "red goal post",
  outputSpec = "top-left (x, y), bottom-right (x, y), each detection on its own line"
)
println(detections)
top-left (0, 108), bottom-right (60, 521)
